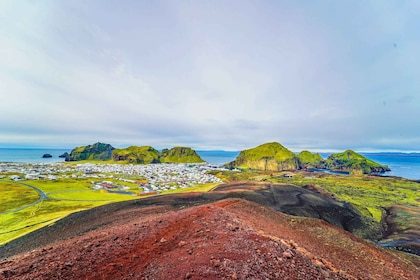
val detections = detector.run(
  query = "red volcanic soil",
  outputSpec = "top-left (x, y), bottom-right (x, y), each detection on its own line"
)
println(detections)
top-left (1, 197), bottom-right (419, 280)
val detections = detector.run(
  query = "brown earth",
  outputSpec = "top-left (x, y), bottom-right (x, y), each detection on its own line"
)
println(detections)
top-left (1, 183), bottom-right (419, 279)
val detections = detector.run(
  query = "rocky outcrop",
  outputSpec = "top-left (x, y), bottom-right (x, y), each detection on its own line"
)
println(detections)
top-left (58, 152), bottom-right (69, 158)
top-left (65, 142), bottom-right (114, 162)
top-left (296, 150), bottom-right (326, 169)
top-left (112, 146), bottom-right (160, 164)
top-left (42, 154), bottom-right (52, 158)
top-left (225, 142), bottom-right (299, 171)
top-left (159, 147), bottom-right (205, 163)
top-left (326, 150), bottom-right (390, 174)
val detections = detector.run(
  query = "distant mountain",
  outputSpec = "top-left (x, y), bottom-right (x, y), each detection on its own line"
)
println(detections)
top-left (225, 142), bottom-right (299, 171)
top-left (112, 146), bottom-right (160, 164)
top-left (65, 142), bottom-right (115, 161)
top-left (326, 150), bottom-right (390, 174)
top-left (296, 150), bottom-right (326, 169)
top-left (66, 143), bottom-right (204, 164)
top-left (160, 147), bottom-right (205, 163)
top-left (225, 142), bottom-right (390, 174)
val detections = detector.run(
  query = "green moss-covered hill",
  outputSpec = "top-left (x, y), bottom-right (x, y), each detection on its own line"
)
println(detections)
top-left (160, 147), bottom-right (205, 163)
top-left (225, 143), bottom-right (390, 174)
top-left (296, 150), bottom-right (326, 169)
top-left (225, 142), bottom-right (299, 171)
top-left (65, 142), bottom-right (115, 161)
top-left (326, 150), bottom-right (390, 174)
top-left (66, 143), bottom-right (204, 164)
top-left (112, 146), bottom-right (160, 164)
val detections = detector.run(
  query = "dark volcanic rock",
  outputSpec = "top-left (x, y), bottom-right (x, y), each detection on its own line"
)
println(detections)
top-left (58, 152), bottom-right (69, 158)
top-left (41, 154), bottom-right (52, 158)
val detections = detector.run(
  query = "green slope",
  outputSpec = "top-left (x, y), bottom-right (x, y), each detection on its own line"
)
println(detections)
top-left (160, 147), bottom-right (205, 163)
top-left (65, 142), bottom-right (114, 161)
top-left (112, 146), bottom-right (160, 164)
top-left (296, 150), bottom-right (325, 169)
top-left (326, 150), bottom-right (390, 174)
top-left (226, 142), bottom-right (299, 171)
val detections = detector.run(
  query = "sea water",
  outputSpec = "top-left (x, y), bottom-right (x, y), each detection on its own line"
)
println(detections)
top-left (361, 153), bottom-right (420, 181)
top-left (320, 152), bottom-right (420, 180)
top-left (0, 148), bottom-right (69, 163)
top-left (0, 149), bottom-right (419, 180)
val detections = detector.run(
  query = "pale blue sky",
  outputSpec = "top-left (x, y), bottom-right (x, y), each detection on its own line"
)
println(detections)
top-left (1, 1), bottom-right (419, 151)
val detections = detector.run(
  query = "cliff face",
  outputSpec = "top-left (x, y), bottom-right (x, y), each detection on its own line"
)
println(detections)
top-left (159, 147), bottom-right (205, 163)
top-left (226, 142), bottom-right (299, 171)
top-left (326, 150), bottom-right (390, 174)
top-left (112, 146), bottom-right (160, 164)
top-left (297, 150), bottom-right (326, 169)
top-left (65, 142), bottom-right (114, 161)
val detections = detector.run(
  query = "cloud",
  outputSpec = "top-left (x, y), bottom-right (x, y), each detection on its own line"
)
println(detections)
top-left (0, 1), bottom-right (419, 151)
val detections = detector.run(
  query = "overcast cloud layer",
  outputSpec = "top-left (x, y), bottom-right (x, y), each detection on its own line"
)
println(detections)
top-left (1, 1), bottom-right (419, 151)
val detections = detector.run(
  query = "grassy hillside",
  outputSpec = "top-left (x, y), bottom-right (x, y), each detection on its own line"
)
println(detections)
top-left (226, 142), bottom-right (299, 171)
top-left (0, 179), bottom-right (138, 245)
top-left (159, 147), bottom-right (205, 163)
top-left (296, 150), bottom-right (325, 168)
top-left (66, 142), bottom-right (114, 161)
top-left (113, 146), bottom-right (160, 164)
top-left (326, 150), bottom-right (390, 174)
top-left (66, 143), bottom-right (205, 164)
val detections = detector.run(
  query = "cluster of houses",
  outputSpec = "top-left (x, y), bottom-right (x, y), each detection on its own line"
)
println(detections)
top-left (0, 162), bottom-right (226, 193)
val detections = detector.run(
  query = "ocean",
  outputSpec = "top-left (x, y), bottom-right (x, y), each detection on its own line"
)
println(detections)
top-left (0, 149), bottom-right (419, 180)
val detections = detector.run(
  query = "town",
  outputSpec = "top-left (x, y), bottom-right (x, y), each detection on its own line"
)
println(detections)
top-left (0, 162), bottom-right (226, 194)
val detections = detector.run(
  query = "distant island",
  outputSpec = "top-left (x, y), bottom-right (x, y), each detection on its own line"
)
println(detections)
top-left (226, 142), bottom-right (390, 175)
top-left (42, 154), bottom-right (53, 158)
top-left (58, 152), bottom-right (69, 158)
top-left (63, 141), bottom-right (390, 174)
top-left (65, 142), bottom-right (204, 164)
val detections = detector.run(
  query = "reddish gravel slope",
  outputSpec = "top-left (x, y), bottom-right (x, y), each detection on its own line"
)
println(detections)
top-left (0, 198), bottom-right (418, 280)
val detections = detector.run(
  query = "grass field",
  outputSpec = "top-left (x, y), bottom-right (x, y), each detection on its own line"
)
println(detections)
top-left (160, 183), bottom-right (219, 194)
top-left (0, 182), bottom-right (40, 212)
top-left (0, 178), bottom-right (140, 245)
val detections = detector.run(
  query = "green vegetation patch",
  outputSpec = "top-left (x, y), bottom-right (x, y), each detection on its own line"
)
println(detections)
top-left (225, 142), bottom-right (299, 171)
top-left (0, 178), bottom-right (139, 245)
top-left (160, 183), bottom-right (219, 195)
top-left (238, 142), bottom-right (295, 162)
top-left (113, 146), bottom-right (160, 164)
top-left (66, 142), bottom-right (114, 161)
top-left (0, 182), bottom-right (40, 212)
top-left (326, 150), bottom-right (390, 174)
top-left (0, 200), bottom-right (109, 245)
top-left (296, 150), bottom-right (325, 168)
top-left (160, 147), bottom-right (205, 163)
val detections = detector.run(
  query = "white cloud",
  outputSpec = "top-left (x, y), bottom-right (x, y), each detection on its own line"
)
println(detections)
top-left (0, 1), bottom-right (419, 151)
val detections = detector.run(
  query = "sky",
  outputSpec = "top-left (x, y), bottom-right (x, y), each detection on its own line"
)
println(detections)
top-left (1, 1), bottom-right (420, 152)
